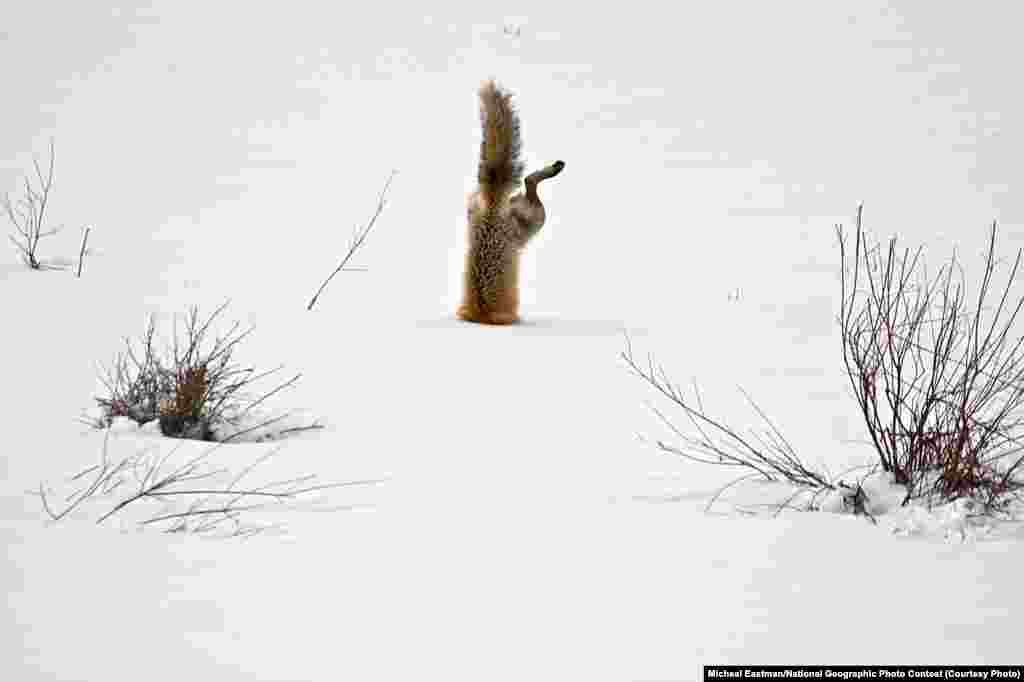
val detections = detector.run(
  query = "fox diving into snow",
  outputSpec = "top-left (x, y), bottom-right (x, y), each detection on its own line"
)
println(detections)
top-left (457, 80), bottom-right (565, 325)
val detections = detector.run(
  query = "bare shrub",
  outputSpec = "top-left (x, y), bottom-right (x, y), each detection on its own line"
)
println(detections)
top-left (838, 204), bottom-right (1024, 511)
top-left (3, 140), bottom-right (64, 270)
top-left (622, 333), bottom-right (835, 513)
top-left (38, 430), bottom-right (383, 536)
top-left (92, 302), bottom-right (318, 442)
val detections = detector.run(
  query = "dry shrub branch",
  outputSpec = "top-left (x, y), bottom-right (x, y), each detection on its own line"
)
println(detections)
top-left (622, 333), bottom-right (834, 511)
top-left (38, 430), bottom-right (383, 536)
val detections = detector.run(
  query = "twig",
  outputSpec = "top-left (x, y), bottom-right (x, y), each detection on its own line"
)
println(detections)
top-left (77, 226), bottom-right (91, 278)
top-left (307, 170), bottom-right (397, 311)
top-left (705, 473), bottom-right (762, 513)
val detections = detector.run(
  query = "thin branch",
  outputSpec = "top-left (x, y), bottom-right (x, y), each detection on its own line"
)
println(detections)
top-left (39, 434), bottom-right (381, 536)
top-left (307, 169), bottom-right (397, 311)
top-left (622, 331), bottom-right (833, 499)
top-left (76, 226), bottom-right (91, 278)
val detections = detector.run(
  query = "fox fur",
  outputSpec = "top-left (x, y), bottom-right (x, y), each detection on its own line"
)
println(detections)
top-left (457, 80), bottom-right (564, 325)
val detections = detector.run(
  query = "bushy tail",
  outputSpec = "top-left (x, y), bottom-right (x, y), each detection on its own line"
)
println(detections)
top-left (477, 80), bottom-right (524, 210)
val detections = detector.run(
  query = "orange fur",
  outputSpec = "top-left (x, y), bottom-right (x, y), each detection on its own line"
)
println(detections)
top-left (458, 80), bottom-right (564, 325)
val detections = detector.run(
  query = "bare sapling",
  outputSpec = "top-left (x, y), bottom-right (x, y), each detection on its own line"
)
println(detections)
top-left (3, 139), bottom-right (62, 270)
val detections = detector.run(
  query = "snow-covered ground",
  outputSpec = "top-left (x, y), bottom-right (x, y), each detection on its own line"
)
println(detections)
top-left (2, 2), bottom-right (1022, 679)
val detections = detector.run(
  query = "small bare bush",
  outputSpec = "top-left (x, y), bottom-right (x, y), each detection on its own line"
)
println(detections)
top-left (838, 204), bottom-right (1024, 510)
top-left (3, 140), bottom-right (63, 270)
top-left (622, 334), bottom-right (835, 513)
top-left (92, 302), bottom-right (318, 442)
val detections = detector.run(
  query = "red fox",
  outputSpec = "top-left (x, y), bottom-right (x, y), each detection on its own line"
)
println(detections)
top-left (457, 80), bottom-right (564, 325)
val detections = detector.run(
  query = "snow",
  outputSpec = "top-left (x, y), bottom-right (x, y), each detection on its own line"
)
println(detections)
top-left (2, 2), bottom-right (1023, 679)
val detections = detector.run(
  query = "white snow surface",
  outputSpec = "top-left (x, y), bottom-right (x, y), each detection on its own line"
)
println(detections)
top-left (2, 2), bottom-right (1023, 680)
